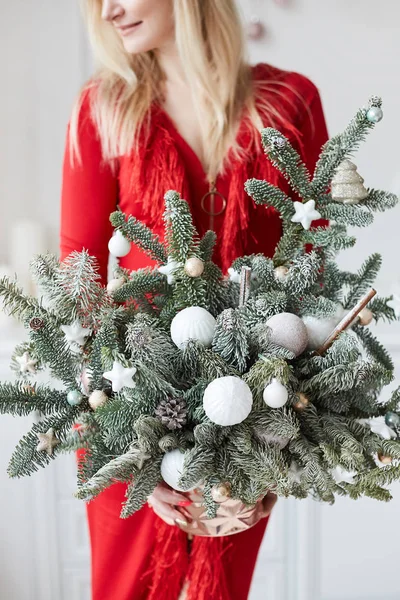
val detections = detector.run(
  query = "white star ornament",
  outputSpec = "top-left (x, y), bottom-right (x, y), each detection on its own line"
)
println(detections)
top-left (291, 200), bottom-right (322, 230)
top-left (157, 257), bottom-right (183, 285)
top-left (103, 360), bottom-right (137, 393)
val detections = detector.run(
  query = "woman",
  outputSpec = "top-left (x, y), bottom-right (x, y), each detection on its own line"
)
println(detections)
top-left (60, 1), bottom-right (329, 599)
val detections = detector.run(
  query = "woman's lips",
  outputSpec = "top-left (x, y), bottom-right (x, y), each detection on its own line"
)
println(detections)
top-left (117, 22), bottom-right (143, 36)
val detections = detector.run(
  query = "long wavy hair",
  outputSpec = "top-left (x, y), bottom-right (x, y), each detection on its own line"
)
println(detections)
top-left (69, 0), bottom-right (307, 181)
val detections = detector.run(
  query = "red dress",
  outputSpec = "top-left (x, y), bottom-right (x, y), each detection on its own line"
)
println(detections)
top-left (60, 62), bottom-right (329, 600)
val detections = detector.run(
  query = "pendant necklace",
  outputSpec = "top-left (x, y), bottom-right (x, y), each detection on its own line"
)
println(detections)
top-left (200, 176), bottom-right (228, 231)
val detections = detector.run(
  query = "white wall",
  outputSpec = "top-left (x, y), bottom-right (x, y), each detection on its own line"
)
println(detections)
top-left (1, 1), bottom-right (400, 599)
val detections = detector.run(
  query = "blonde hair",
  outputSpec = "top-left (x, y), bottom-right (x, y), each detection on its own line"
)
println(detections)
top-left (69, 0), bottom-right (310, 182)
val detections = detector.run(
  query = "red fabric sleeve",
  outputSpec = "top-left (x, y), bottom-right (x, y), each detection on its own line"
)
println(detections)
top-left (59, 90), bottom-right (119, 286)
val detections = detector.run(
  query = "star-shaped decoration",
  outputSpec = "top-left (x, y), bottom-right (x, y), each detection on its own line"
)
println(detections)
top-left (368, 416), bottom-right (397, 440)
top-left (15, 351), bottom-right (38, 374)
top-left (103, 360), bottom-right (137, 393)
top-left (288, 460), bottom-right (303, 484)
top-left (157, 257), bottom-right (183, 285)
top-left (36, 427), bottom-right (61, 456)
top-left (331, 466), bottom-right (357, 485)
top-left (291, 199), bottom-right (322, 230)
top-left (61, 319), bottom-right (92, 348)
top-left (387, 294), bottom-right (400, 319)
top-left (175, 489), bottom-right (265, 537)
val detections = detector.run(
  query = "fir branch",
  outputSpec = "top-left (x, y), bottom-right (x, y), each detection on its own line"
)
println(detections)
top-left (273, 222), bottom-right (303, 264)
top-left (74, 445), bottom-right (148, 501)
top-left (260, 128), bottom-right (313, 200)
top-left (368, 296), bottom-right (397, 323)
top-left (163, 190), bottom-right (200, 262)
top-left (7, 408), bottom-right (82, 478)
top-left (244, 179), bottom-right (295, 219)
top-left (112, 269), bottom-right (167, 303)
top-left (344, 253), bottom-right (382, 308)
top-left (284, 252), bottom-right (321, 296)
top-left (363, 189), bottom-right (398, 213)
top-left (311, 101), bottom-right (379, 197)
top-left (0, 275), bottom-right (41, 322)
top-left (0, 382), bottom-right (68, 417)
top-left (354, 325), bottom-right (394, 372)
top-left (109, 210), bottom-right (167, 264)
top-left (199, 230), bottom-right (217, 262)
top-left (303, 225), bottom-right (356, 253)
top-left (120, 456), bottom-right (163, 517)
top-left (319, 203), bottom-right (374, 228)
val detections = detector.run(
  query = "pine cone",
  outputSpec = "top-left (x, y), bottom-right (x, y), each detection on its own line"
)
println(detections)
top-left (155, 397), bottom-right (188, 430)
top-left (29, 317), bottom-right (45, 330)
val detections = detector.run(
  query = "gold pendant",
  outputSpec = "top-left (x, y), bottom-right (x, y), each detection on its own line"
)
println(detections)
top-left (200, 178), bottom-right (227, 231)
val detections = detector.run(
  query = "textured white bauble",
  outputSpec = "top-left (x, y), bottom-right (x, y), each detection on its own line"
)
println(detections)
top-left (107, 277), bottom-right (126, 294)
top-left (203, 376), bottom-right (253, 426)
top-left (265, 313), bottom-right (308, 357)
top-left (170, 306), bottom-right (216, 350)
top-left (302, 306), bottom-right (346, 350)
top-left (184, 257), bottom-right (205, 278)
top-left (160, 449), bottom-right (195, 492)
top-left (89, 390), bottom-right (109, 410)
top-left (108, 231), bottom-right (131, 258)
top-left (263, 378), bottom-right (289, 408)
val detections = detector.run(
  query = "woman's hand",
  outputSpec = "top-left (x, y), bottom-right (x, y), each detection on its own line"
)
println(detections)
top-left (147, 482), bottom-right (192, 527)
top-left (259, 492), bottom-right (278, 518)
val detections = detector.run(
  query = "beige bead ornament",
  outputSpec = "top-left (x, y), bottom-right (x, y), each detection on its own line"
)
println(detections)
top-left (89, 390), bottom-right (109, 410)
top-left (377, 452), bottom-right (392, 465)
top-left (358, 307), bottom-right (373, 326)
top-left (184, 257), bottom-right (205, 278)
top-left (293, 392), bottom-right (310, 412)
top-left (211, 482), bottom-right (232, 503)
top-left (331, 160), bottom-right (368, 204)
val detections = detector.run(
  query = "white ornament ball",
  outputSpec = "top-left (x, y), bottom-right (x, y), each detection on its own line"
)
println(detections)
top-left (184, 257), bottom-right (205, 278)
top-left (160, 449), bottom-right (195, 492)
top-left (302, 306), bottom-right (346, 350)
top-left (170, 306), bottom-right (216, 350)
top-left (89, 390), bottom-right (109, 410)
top-left (263, 378), bottom-right (289, 408)
top-left (203, 376), bottom-right (253, 426)
top-left (108, 230), bottom-right (131, 258)
top-left (107, 277), bottom-right (126, 294)
top-left (265, 313), bottom-right (308, 357)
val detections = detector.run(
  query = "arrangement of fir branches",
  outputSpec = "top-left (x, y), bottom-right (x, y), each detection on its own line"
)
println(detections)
top-left (1, 95), bottom-right (400, 521)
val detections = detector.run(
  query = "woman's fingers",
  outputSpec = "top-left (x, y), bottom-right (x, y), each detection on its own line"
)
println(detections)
top-left (260, 492), bottom-right (278, 517)
top-left (150, 499), bottom-right (190, 527)
top-left (149, 482), bottom-right (190, 505)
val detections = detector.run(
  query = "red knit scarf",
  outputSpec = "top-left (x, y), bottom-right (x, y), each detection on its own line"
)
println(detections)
top-left (120, 95), bottom-right (306, 276)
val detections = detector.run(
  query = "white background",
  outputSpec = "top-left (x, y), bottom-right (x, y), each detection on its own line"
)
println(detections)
top-left (1, 1), bottom-right (400, 599)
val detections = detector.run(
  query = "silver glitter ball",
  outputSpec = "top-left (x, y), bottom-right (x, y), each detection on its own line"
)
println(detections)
top-left (367, 106), bottom-right (383, 123)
